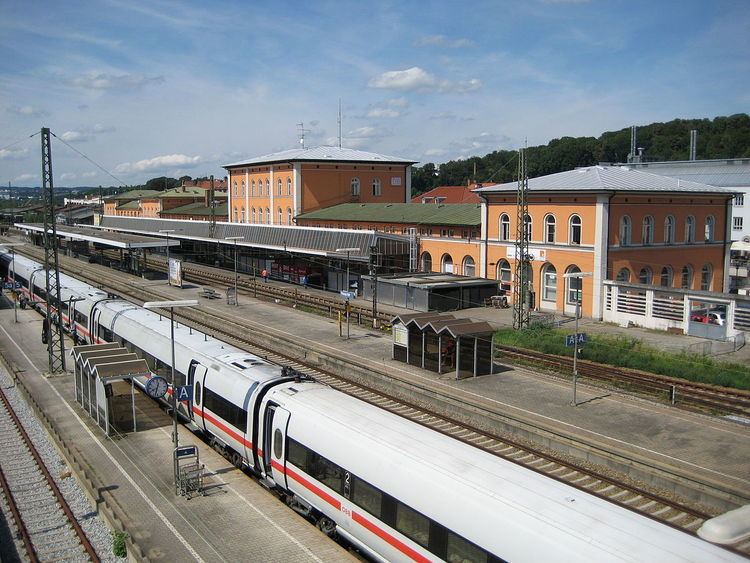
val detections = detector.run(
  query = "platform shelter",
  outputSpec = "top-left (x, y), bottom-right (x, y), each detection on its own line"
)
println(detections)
top-left (72, 343), bottom-right (151, 436)
top-left (391, 312), bottom-right (496, 379)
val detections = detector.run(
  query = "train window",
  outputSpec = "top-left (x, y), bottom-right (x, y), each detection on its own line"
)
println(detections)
top-left (396, 503), bottom-right (430, 548)
top-left (273, 429), bottom-right (282, 458)
top-left (447, 532), bottom-right (487, 563)
top-left (203, 387), bottom-right (247, 433)
top-left (351, 477), bottom-right (383, 519)
top-left (287, 438), bottom-right (307, 469)
top-left (308, 452), bottom-right (344, 494)
top-left (194, 382), bottom-right (202, 405)
top-left (74, 311), bottom-right (88, 325)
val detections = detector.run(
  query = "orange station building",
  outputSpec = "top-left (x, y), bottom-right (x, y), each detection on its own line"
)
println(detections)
top-left (223, 146), bottom-right (416, 225)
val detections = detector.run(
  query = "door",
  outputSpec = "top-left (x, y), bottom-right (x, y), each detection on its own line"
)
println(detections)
top-left (263, 404), bottom-right (290, 489)
top-left (188, 360), bottom-right (207, 430)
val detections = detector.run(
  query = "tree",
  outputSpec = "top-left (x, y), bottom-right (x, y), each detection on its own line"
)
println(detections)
top-left (144, 176), bottom-right (179, 191)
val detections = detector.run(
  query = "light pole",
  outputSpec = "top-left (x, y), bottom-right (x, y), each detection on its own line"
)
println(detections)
top-left (159, 229), bottom-right (176, 285)
top-left (3, 243), bottom-right (24, 323)
top-left (335, 247), bottom-right (359, 339)
top-left (226, 236), bottom-right (244, 305)
top-left (563, 271), bottom-right (593, 406)
top-left (143, 299), bottom-right (198, 494)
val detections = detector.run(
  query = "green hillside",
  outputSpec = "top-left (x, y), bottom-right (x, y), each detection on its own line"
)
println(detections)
top-left (412, 114), bottom-right (750, 195)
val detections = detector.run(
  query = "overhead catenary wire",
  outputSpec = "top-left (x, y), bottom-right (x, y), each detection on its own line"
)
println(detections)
top-left (50, 131), bottom-right (129, 188)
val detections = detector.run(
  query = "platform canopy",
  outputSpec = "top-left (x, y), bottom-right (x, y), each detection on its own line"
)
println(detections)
top-left (15, 223), bottom-right (181, 250)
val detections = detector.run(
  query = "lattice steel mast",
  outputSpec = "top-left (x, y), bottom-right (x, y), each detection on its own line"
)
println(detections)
top-left (41, 127), bottom-right (66, 372)
top-left (512, 147), bottom-right (530, 330)
top-left (208, 174), bottom-right (217, 238)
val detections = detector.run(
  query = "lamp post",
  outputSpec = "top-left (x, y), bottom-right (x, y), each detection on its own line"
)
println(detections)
top-left (335, 247), bottom-right (359, 339)
top-left (143, 300), bottom-right (198, 494)
top-left (3, 243), bottom-right (24, 323)
top-left (563, 271), bottom-right (593, 406)
top-left (159, 229), bottom-right (176, 285)
top-left (226, 236), bottom-right (244, 305)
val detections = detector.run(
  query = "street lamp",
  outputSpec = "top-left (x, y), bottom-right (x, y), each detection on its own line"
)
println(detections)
top-left (563, 271), bottom-right (593, 406)
top-left (336, 247), bottom-right (359, 339)
top-left (158, 229), bottom-right (176, 285)
top-left (2, 243), bottom-right (25, 323)
top-left (226, 236), bottom-right (244, 306)
top-left (143, 299), bottom-right (198, 493)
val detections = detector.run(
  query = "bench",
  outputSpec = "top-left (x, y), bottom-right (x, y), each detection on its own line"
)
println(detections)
top-left (200, 287), bottom-right (220, 299)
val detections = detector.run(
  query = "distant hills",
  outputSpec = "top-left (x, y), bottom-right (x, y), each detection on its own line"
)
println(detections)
top-left (411, 114), bottom-right (750, 195)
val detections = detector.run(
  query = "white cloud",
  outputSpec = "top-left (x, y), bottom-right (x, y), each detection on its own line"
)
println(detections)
top-left (7, 105), bottom-right (47, 117)
top-left (68, 72), bottom-right (165, 91)
top-left (61, 131), bottom-right (87, 142)
top-left (15, 173), bottom-right (36, 183)
top-left (0, 147), bottom-right (29, 160)
top-left (367, 108), bottom-right (400, 118)
top-left (368, 67), bottom-right (481, 93)
top-left (387, 97), bottom-right (409, 108)
top-left (424, 148), bottom-right (448, 157)
top-left (92, 123), bottom-right (116, 133)
top-left (60, 172), bottom-right (77, 181)
top-left (114, 154), bottom-right (202, 174)
top-left (416, 35), bottom-right (473, 48)
top-left (82, 171), bottom-right (97, 178)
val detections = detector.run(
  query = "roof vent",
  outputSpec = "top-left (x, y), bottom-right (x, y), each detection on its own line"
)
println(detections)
top-left (386, 203), bottom-right (393, 207)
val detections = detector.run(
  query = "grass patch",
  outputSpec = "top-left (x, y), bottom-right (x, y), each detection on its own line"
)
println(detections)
top-left (112, 531), bottom-right (128, 558)
top-left (494, 326), bottom-right (750, 390)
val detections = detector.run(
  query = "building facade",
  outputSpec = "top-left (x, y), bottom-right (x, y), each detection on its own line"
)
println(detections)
top-left (223, 146), bottom-right (416, 225)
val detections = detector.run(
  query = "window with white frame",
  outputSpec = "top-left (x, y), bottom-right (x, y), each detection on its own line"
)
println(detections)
top-left (462, 256), bottom-right (475, 277)
top-left (497, 259), bottom-right (511, 292)
top-left (241, 180), bottom-right (246, 196)
top-left (704, 215), bottom-right (715, 242)
top-left (266, 207), bottom-right (270, 224)
top-left (251, 180), bottom-right (256, 196)
top-left (257, 207), bottom-right (262, 223)
top-left (734, 216), bottom-right (744, 230)
top-left (565, 265), bottom-right (582, 304)
top-left (616, 268), bottom-right (630, 282)
top-left (421, 252), bottom-right (432, 272)
top-left (372, 178), bottom-right (381, 196)
top-left (664, 215), bottom-right (675, 244)
top-left (620, 215), bottom-right (632, 245)
top-left (265, 179), bottom-right (270, 195)
top-left (277, 179), bottom-right (282, 196)
top-left (524, 214), bottom-right (532, 241)
top-left (441, 254), bottom-right (453, 274)
top-left (660, 266), bottom-right (673, 287)
top-left (544, 215), bottom-right (556, 243)
top-left (500, 214), bottom-right (510, 241)
top-left (642, 216), bottom-right (654, 245)
top-left (685, 215), bottom-right (695, 243)
top-left (542, 263), bottom-right (557, 302)
top-left (278, 207), bottom-right (282, 223)
top-left (287, 208), bottom-right (292, 225)
top-left (569, 215), bottom-right (581, 245)
top-left (639, 267), bottom-right (652, 285)
top-left (240, 207), bottom-right (245, 222)
top-left (700, 264), bottom-right (712, 291)
top-left (351, 177), bottom-right (360, 196)
top-left (735, 194), bottom-right (744, 206)
top-left (287, 178), bottom-right (292, 195)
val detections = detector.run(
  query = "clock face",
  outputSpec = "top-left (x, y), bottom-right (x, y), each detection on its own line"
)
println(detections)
top-left (146, 376), bottom-right (169, 399)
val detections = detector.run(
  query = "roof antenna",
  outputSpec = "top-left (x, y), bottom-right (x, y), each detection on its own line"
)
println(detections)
top-left (338, 98), bottom-right (343, 149)
top-left (297, 122), bottom-right (310, 149)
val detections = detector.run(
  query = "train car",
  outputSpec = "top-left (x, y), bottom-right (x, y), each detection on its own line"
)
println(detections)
top-left (257, 381), bottom-right (744, 562)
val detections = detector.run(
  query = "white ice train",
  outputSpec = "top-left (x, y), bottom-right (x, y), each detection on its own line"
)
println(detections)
top-left (2, 249), bottom-right (746, 563)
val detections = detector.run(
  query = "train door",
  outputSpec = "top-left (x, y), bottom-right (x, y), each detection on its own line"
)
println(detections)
top-left (91, 307), bottom-right (103, 343)
top-left (262, 403), bottom-right (290, 489)
top-left (187, 360), bottom-right (207, 431)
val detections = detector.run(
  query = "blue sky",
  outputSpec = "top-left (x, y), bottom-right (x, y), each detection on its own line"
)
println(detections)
top-left (1, 0), bottom-right (748, 187)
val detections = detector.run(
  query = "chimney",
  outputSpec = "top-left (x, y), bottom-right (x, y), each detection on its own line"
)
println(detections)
top-left (689, 129), bottom-right (698, 161)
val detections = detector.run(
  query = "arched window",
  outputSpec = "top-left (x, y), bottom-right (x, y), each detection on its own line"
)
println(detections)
top-left (616, 268), bottom-right (631, 282)
top-left (700, 264), bottom-right (713, 291)
top-left (241, 180), bottom-right (246, 196)
top-left (685, 215), bottom-right (695, 243)
top-left (681, 265), bottom-right (693, 289)
top-left (257, 208), bottom-right (263, 223)
top-left (544, 214), bottom-right (556, 243)
top-left (660, 266), bottom-right (673, 287)
top-left (642, 216), bottom-right (654, 245)
top-left (524, 214), bottom-right (532, 241)
top-left (233, 208), bottom-right (238, 222)
top-left (441, 254), bottom-right (453, 274)
top-left (240, 207), bottom-right (245, 222)
top-left (664, 215), bottom-right (675, 244)
top-left (251, 207), bottom-right (256, 223)
top-left (265, 179), bottom-right (270, 195)
top-left (569, 214), bottom-right (582, 245)
top-left (278, 207), bottom-right (282, 224)
top-left (565, 265), bottom-right (582, 304)
top-left (277, 178), bottom-right (282, 196)
top-left (499, 214), bottom-right (510, 241)
top-left (287, 207), bottom-right (292, 225)
top-left (351, 177), bottom-right (360, 196)
top-left (233, 181), bottom-right (237, 195)
top-left (462, 256), bottom-right (475, 277)
top-left (704, 215), bottom-right (715, 242)
top-left (497, 259), bottom-right (511, 292)
top-left (287, 178), bottom-right (292, 195)
top-left (639, 267), bottom-right (653, 285)
top-left (420, 252), bottom-right (432, 272)
top-left (542, 263), bottom-right (557, 302)
top-left (372, 178), bottom-right (381, 196)
top-left (620, 216), bottom-right (632, 246)
top-left (265, 207), bottom-right (270, 224)
top-left (251, 180), bottom-right (255, 196)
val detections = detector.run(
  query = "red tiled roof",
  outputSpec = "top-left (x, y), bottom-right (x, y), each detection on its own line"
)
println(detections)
top-left (411, 185), bottom-right (483, 204)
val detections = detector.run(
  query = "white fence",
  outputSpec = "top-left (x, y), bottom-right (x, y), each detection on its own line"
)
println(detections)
top-left (602, 281), bottom-right (750, 340)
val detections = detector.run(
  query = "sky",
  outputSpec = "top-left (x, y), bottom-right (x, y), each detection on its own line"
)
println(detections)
top-left (1, 0), bottom-right (748, 188)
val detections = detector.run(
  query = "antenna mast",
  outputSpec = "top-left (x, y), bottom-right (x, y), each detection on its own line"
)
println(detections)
top-left (297, 122), bottom-right (310, 149)
top-left (338, 99), bottom-right (342, 148)
top-left (513, 145), bottom-right (530, 330)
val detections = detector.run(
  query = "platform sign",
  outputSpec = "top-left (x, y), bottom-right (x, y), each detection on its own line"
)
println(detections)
top-left (340, 290), bottom-right (356, 300)
top-left (393, 323), bottom-right (408, 347)
top-left (175, 445), bottom-right (198, 458)
top-left (565, 333), bottom-right (587, 347)
top-left (175, 385), bottom-right (193, 402)
top-left (168, 258), bottom-right (183, 288)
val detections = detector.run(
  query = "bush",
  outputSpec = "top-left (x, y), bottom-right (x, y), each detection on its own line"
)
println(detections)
top-left (113, 531), bottom-right (128, 558)
top-left (494, 327), bottom-right (750, 390)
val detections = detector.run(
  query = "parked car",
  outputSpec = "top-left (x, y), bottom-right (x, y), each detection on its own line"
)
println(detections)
top-left (690, 312), bottom-right (708, 323)
top-left (707, 311), bottom-right (726, 326)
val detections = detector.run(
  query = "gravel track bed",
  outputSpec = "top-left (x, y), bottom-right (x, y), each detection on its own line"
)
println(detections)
top-left (0, 367), bottom-right (123, 562)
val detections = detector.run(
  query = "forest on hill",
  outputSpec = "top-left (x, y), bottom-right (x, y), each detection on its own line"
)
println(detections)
top-left (411, 114), bottom-right (750, 195)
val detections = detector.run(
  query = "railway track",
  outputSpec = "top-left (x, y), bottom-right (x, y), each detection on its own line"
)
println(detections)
top-left (9, 244), bottom-right (750, 554)
top-left (0, 385), bottom-right (100, 562)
